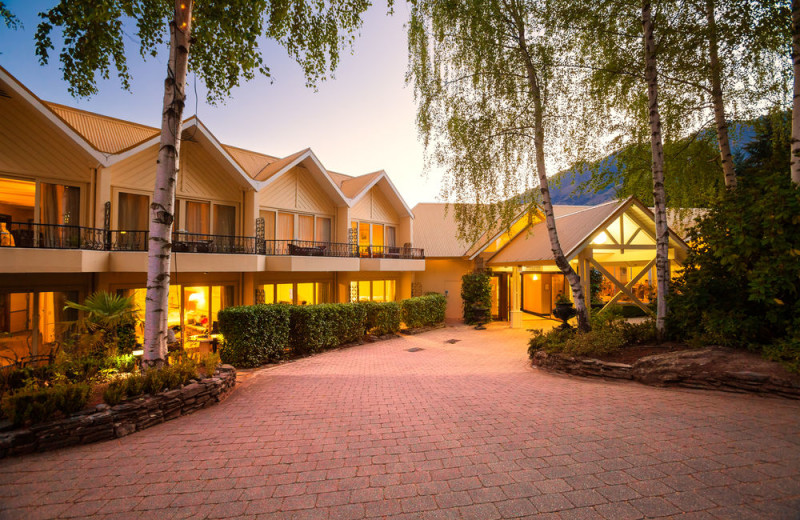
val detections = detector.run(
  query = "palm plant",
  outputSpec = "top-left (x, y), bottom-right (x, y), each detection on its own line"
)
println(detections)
top-left (64, 292), bottom-right (140, 356)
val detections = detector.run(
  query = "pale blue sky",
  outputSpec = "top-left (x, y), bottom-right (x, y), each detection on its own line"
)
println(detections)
top-left (0, 1), bottom-right (443, 206)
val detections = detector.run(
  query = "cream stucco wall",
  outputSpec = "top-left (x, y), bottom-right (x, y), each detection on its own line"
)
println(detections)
top-left (413, 258), bottom-right (474, 321)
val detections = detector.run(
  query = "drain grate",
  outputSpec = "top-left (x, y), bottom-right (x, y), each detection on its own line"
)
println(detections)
top-left (406, 347), bottom-right (424, 352)
top-left (445, 339), bottom-right (461, 344)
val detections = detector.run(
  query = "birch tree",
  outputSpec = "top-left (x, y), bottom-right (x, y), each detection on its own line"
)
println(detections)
top-left (642, 1), bottom-right (670, 338)
top-left (35, 0), bottom-right (375, 366)
top-left (408, 0), bottom-right (596, 331)
top-left (793, 0), bottom-right (800, 184)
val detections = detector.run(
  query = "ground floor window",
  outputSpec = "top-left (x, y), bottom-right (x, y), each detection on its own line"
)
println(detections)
top-left (0, 291), bottom-right (77, 364)
top-left (350, 280), bottom-right (396, 302)
top-left (121, 285), bottom-right (233, 354)
top-left (259, 282), bottom-right (331, 305)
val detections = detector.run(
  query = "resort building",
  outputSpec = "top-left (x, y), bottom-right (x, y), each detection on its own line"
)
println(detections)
top-left (413, 200), bottom-right (690, 327)
top-left (0, 66), bottom-right (691, 363)
top-left (0, 67), bottom-right (423, 361)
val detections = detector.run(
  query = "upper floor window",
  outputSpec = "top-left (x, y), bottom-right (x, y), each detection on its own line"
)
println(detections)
top-left (118, 192), bottom-right (149, 230)
top-left (0, 177), bottom-right (81, 227)
top-left (261, 210), bottom-right (332, 243)
top-left (351, 221), bottom-right (397, 252)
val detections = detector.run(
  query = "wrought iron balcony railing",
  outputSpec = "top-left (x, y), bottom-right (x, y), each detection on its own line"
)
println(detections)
top-left (2, 224), bottom-right (425, 259)
top-left (3, 222), bottom-right (105, 250)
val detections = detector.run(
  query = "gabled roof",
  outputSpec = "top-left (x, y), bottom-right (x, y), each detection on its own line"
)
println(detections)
top-left (0, 66), bottom-right (111, 165)
top-left (223, 145), bottom-right (278, 178)
top-left (340, 171), bottom-right (383, 198)
top-left (412, 203), bottom-right (473, 257)
top-left (346, 170), bottom-right (414, 217)
top-left (487, 197), bottom-right (689, 266)
top-left (45, 102), bottom-right (159, 154)
top-left (255, 148), bottom-right (350, 206)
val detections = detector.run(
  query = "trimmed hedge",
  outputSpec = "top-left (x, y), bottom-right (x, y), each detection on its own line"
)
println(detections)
top-left (218, 297), bottom-right (445, 368)
top-left (218, 304), bottom-right (291, 367)
top-left (359, 301), bottom-right (402, 336)
top-left (288, 304), bottom-right (368, 355)
top-left (401, 294), bottom-right (447, 328)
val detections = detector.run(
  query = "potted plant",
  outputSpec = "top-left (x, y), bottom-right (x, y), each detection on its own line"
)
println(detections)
top-left (552, 292), bottom-right (576, 328)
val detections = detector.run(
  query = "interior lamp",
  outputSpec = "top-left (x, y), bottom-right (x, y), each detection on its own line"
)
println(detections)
top-left (592, 232), bottom-right (608, 245)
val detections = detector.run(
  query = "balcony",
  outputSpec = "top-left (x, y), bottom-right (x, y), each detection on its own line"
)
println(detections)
top-left (1, 223), bottom-right (425, 273)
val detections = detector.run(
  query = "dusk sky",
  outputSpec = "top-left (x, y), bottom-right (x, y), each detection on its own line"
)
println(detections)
top-left (0, 1), bottom-right (444, 207)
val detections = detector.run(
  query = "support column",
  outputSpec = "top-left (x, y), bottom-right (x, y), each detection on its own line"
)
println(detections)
top-left (243, 190), bottom-right (257, 237)
top-left (510, 266), bottom-right (523, 329)
top-left (31, 292), bottom-right (40, 357)
top-left (580, 251), bottom-right (592, 318)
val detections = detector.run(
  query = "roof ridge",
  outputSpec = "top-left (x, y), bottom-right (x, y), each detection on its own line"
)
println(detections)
top-left (553, 199), bottom-right (619, 220)
top-left (44, 101), bottom-right (160, 132)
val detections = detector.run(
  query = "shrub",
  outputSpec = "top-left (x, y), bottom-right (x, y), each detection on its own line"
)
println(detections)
top-left (359, 301), bottom-right (402, 336)
top-left (218, 304), bottom-right (291, 367)
top-left (402, 294), bottom-right (447, 328)
top-left (461, 273), bottom-right (491, 324)
top-left (2, 383), bottom-right (91, 427)
top-left (667, 118), bottom-right (800, 372)
top-left (288, 303), bottom-right (368, 355)
top-left (123, 373), bottom-right (145, 397)
top-left (201, 352), bottom-right (221, 377)
top-left (103, 379), bottom-right (127, 406)
top-left (528, 308), bottom-right (656, 359)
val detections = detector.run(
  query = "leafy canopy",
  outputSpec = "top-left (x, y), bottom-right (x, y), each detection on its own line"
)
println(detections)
top-left (35, 0), bottom-right (381, 101)
top-left (668, 114), bottom-right (800, 359)
top-left (407, 0), bottom-right (602, 242)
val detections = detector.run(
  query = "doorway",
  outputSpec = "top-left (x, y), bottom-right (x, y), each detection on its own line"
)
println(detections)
top-left (489, 273), bottom-right (510, 321)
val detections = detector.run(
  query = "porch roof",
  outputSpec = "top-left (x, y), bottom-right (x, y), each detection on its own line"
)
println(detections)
top-left (487, 197), bottom-right (688, 266)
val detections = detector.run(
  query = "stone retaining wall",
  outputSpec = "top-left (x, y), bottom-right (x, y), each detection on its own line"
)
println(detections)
top-left (0, 365), bottom-right (236, 459)
top-left (531, 348), bottom-right (800, 399)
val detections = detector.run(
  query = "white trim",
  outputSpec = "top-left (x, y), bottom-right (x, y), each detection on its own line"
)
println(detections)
top-left (257, 149), bottom-right (350, 207)
top-left (347, 171), bottom-right (414, 217)
top-left (0, 67), bottom-right (110, 166)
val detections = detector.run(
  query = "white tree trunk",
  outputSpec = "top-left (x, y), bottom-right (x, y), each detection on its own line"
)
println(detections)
top-left (510, 5), bottom-right (590, 332)
top-left (642, 1), bottom-right (670, 339)
top-left (143, 0), bottom-right (194, 367)
top-left (792, 0), bottom-right (800, 185)
top-left (706, 0), bottom-right (736, 188)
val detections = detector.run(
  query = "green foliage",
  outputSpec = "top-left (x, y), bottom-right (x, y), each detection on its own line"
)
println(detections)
top-left (668, 117), bottom-right (800, 366)
top-left (63, 291), bottom-right (139, 357)
top-left (102, 355), bottom-right (197, 405)
top-left (528, 307), bottom-right (656, 359)
top-left (401, 294), bottom-right (447, 329)
top-left (0, 1), bottom-right (20, 30)
top-left (218, 304), bottom-right (291, 368)
top-left (288, 304), bottom-right (368, 355)
top-left (1, 383), bottom-right (90, 427)
top-left (34, 0), bottom-right (380, 101)
top-left (102, 379), bottom-right (126, 406)
top-left (461, 273), bottom-right (491, 324)
top-left (358, 301), bottom-right (402, 336)
top-left (201, 352), bottom-right (221, 377)
top-left (589, 269), bottom-right (604, 305)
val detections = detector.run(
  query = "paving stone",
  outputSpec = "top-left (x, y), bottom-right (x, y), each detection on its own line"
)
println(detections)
top-left (1, 325), bottom-right (798, 520)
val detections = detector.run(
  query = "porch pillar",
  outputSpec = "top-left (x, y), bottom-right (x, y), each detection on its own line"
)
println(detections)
top-left (510, 266), bottom-right (523, 329)
top-left (580, 251), bottom-right (592, 318)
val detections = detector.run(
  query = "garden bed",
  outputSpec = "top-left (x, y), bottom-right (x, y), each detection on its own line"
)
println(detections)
top-left (531, 347), bottom-right (800, 399)
top-left (0, 365), bottom-right (236, 459)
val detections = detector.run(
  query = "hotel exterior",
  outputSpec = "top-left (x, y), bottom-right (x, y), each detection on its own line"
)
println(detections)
top-left (0, 67), bottom-right (423, 361)
top-left (0, 66), bottom-right (690, 363)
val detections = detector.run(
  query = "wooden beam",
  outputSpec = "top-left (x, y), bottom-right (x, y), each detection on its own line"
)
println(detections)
top-left (590, 258), bottom-right (653, 315)
top-left (589, 244), bottom-right (659, 251)
top-left (625, 227), bottom-right (642, 245)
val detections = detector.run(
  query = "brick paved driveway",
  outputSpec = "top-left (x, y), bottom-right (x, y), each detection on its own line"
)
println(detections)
top-left (2, 324), bottom-right (800, 519)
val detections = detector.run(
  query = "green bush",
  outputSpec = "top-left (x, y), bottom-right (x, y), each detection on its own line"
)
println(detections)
top-left (218, 304), bottom-right (291, 367)
top-left (402, 294), bottom-right (447, 328)
top-left (461, 273), bottom-right (491, 324)
top-left (528, 308), bottom-right (656, 359)
top-left (288, 303), bottom-right (368, 355)
top-left (2, 383), bottom-right (91, 427)
top-left (123, 373), bottom-right (145, 397)
top-left (103, 379), bottom-right (127, 406)
top-left (359, 301), bottom-right (402, 336)
top-left (667, 116), bottom-right (800, 372)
